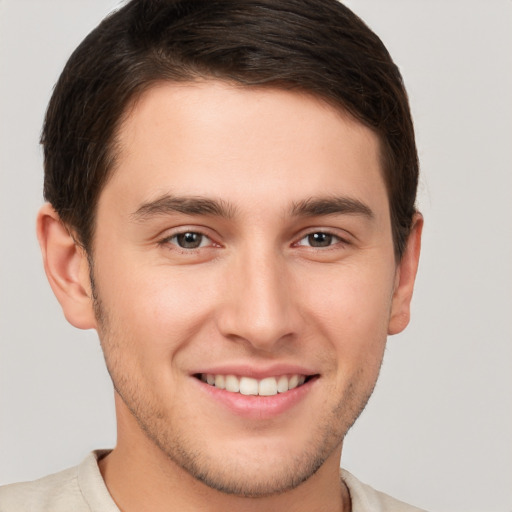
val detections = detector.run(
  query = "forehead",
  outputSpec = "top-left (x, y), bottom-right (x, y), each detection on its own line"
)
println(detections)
top-left (105, 80), bottom-right (387, 219)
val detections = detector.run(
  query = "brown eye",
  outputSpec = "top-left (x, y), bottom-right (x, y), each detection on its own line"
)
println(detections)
top-left (297, 231), bottom-right (346, 249)
top-left (307, 232), bottom-right (333, 247)
top-left (297, 232), bottom-right (340, 248)
top-left (172, 232), bottom-right (208, 249)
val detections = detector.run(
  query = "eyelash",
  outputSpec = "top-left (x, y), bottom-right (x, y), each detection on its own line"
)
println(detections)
top-left (294, 231), bottom-right (347, 249)
top-left (159, 231), bottom-right (217, 251)
top-left (159, 229), bottom-right (349, 252)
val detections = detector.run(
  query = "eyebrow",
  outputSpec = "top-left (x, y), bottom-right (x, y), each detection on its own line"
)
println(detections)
top-left (131, 193), bottom-right (374, 222)
top-left (291, 196), bottom-right (374, 219)
top-left (131, 194), bottom-right (237, 221)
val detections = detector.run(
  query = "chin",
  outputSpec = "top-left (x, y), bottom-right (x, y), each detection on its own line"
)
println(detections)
top-left (163, 440), bottom-right (330, 497)
top-left (135, 408), bottom-right (348, 498)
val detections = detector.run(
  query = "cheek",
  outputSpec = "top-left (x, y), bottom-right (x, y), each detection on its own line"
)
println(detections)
top-left (301, 259), bottom-right (396, 355)
top-left (96, 260), bottom-right (220, 355)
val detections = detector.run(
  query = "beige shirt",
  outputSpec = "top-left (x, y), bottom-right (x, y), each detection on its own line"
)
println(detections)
top-left (0, 451), bottom-right (426, 511)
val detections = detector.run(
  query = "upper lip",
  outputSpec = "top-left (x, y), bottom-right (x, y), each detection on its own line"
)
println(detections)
top-left (191, 363), bottom-right (318, 380)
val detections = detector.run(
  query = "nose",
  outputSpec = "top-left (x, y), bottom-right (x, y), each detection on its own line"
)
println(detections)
top-left (216, 248), bottom-right (299, 352)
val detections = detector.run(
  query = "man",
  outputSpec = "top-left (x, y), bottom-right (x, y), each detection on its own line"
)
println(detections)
top-left (0, 0), bottom-right (424, 510)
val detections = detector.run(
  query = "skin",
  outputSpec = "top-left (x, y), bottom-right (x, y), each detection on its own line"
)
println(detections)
top-left (37, 81), bottom-right (422, 512)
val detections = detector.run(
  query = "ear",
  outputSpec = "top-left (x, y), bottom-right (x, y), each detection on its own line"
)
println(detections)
top-left (36, 203), bottom-right (97, 330)
top-left (388, 213), bottom-right (423, 335)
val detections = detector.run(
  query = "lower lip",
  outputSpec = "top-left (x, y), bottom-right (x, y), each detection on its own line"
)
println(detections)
top-left (194, 377), bottom-right (318, 420)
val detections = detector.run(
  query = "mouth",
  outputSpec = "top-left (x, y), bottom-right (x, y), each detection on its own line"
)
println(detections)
top-left (194, 373), bottom-right (316, 396)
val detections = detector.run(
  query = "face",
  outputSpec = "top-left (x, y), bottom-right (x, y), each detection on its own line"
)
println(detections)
top-left (89, 81), bottom-right (403, 496)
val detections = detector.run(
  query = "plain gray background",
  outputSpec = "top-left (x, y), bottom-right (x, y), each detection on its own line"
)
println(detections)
top-left (1, 1), bottom-right (511, 511)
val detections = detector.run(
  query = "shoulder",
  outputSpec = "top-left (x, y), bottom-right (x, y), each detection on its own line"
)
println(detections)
top-left (0, 465), bottom-right (83, 512)
top-left (341, 469), bottom-right (428, 512)
top-left (0, 451), bottom-right (117, 512)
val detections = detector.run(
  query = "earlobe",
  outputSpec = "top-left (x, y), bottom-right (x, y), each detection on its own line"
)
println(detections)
top-left (388, 213), bottom-right (423, 335)
top-left (36, 203), bottom-right (97, 330)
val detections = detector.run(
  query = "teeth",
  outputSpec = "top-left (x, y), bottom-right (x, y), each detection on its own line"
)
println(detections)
top-left (214, 375), bottom-right (225, 390)
top-left (258, 377), bottom-right (277, 396)
top-left (288, 374), bottom-right (299, 390)
top-left (201, 373), bottom-right (308, 396)
top-left (240, 377), bottom-right (259, 395)
top-left (277, 375), bottom-right (289, 393)
top-left (225, 375), bottom-right (240, 393)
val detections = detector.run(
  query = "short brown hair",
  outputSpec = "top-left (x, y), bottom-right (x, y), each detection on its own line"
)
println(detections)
top-left (42, 0), bottom-right (418, 258)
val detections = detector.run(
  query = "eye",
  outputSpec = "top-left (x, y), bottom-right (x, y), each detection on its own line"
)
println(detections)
top-left (296, 232), bottom-right (343, 248)
top-left (166, 231), bottom-right (212, 249)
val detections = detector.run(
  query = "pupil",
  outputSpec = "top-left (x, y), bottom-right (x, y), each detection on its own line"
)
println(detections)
top-left (177, 232), bottom-right (202, 248)
top-left (309, 232), bottom-right (332, 247)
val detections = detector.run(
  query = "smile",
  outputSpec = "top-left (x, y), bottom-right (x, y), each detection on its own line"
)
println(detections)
top-left (198, 373), bottom-right (310, 396)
